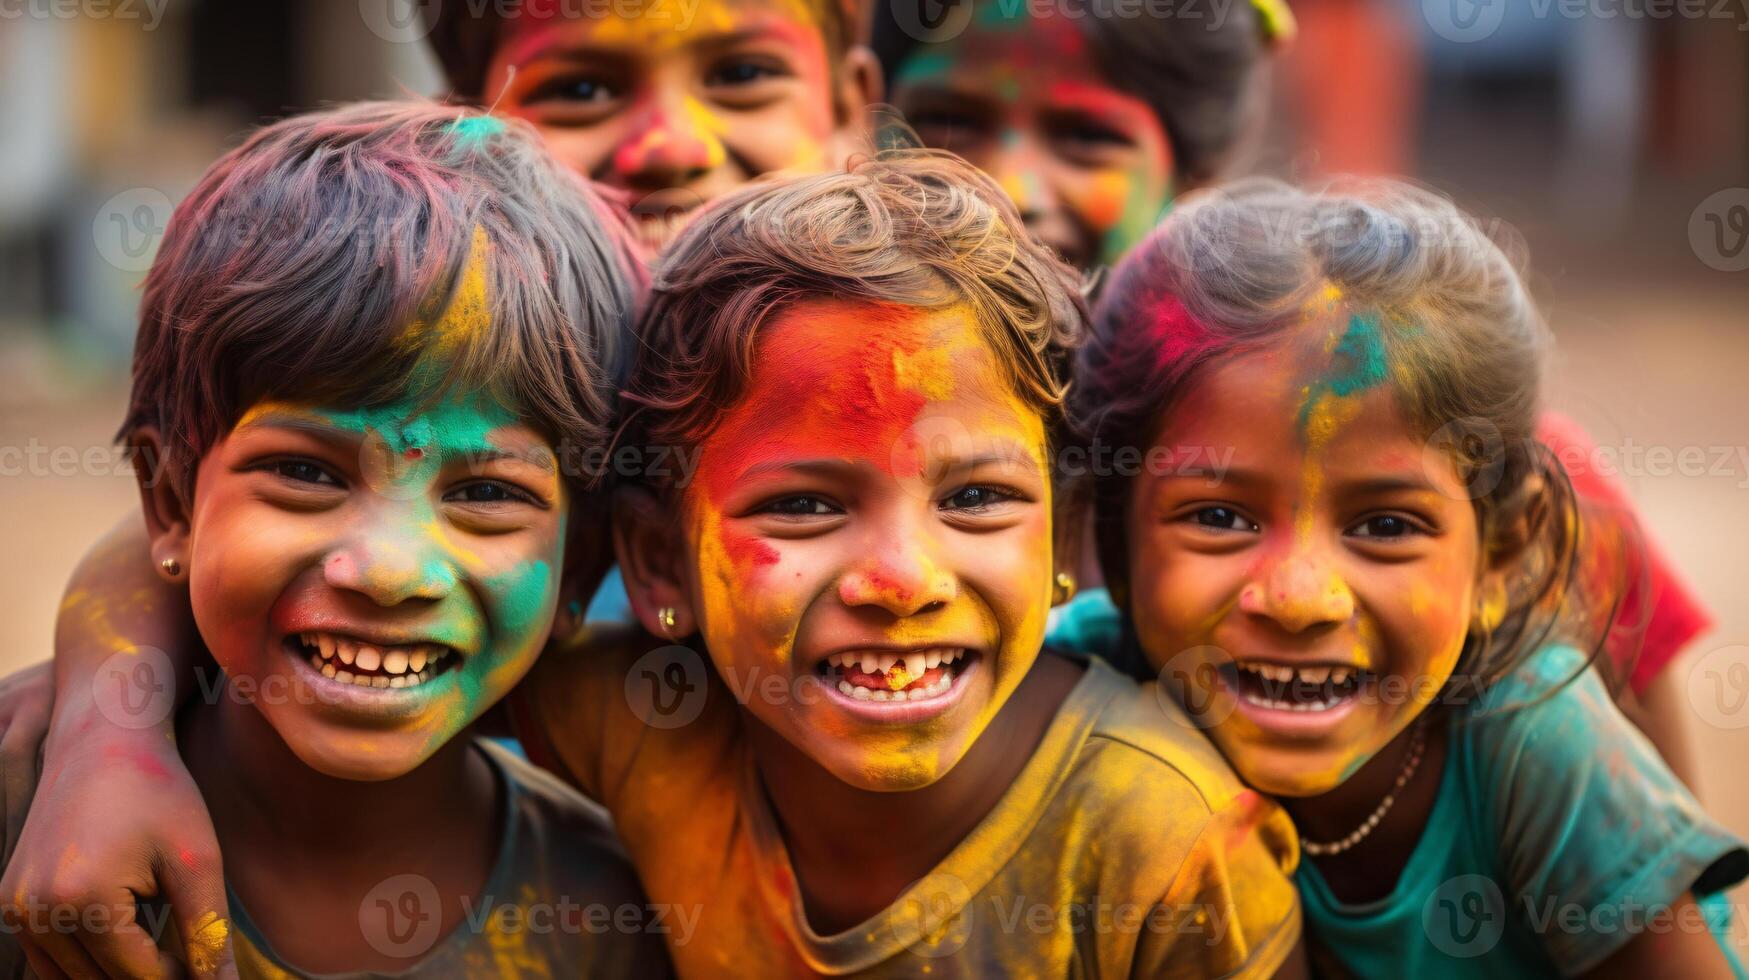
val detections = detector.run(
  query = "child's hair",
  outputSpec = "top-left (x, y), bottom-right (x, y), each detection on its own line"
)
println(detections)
top-left (616, 149), bottom-right (1086, 491)
top-left (1072, 177), bottom-right (1585, 696)
top-left (422, 0), bottom-right (865, 102)
top-left (123, 99), bottom-right (646, 504)
top-left (870, 0), bottom-right (1284, 185)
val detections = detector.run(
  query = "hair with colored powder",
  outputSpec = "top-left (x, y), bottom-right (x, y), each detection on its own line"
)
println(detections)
top-left (1073, 177), bottom-right (1603, 698)
top-left (616, 148), bottom-right (1086, 491)
top-left (421, 0), bottom-right (865, 101)
top-left (123, 99), bottom-right (647, 505)
top-left (871, 0), bottom-right (1273, 185)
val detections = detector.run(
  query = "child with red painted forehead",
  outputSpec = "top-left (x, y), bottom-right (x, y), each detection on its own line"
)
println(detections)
top-left (505, 152), bottom-right (1306, 975)
top-left (1060, 179), bottom-right (1749, 977)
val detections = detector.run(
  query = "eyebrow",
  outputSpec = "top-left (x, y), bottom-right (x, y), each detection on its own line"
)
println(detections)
top-left (512, 26), bottom-right (786, 67)
top-left (739, 447), bottom-right (1042, 482)
top-left (1158, 465), bottom-right (1274, 491)
top-left (1329, 474), bottom-right (1442, 497)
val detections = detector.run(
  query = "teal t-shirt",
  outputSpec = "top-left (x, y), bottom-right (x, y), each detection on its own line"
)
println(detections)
top-left (1045, 589), bottom-right (1749, 978)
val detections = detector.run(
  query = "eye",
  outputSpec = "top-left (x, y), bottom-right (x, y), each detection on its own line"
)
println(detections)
top-left (446, 481), bottom-right (535, 505)
top-left (761, 495), bottom-right (839, 517)
top-left (527, 75), bottom-right (618, 105)
top-left (940, 485), bottom-right (1014, 512)
top-left (1349, 514), bottom-right (1421, 539)
top-left (1187, 506), bottom-right (1258, 533)
top-left (1061, 122), bottom-right (1133, 148)
top-left (269, 460), bottom-right (342, 488)
top-left (707, 59), bottom-right (783, 87)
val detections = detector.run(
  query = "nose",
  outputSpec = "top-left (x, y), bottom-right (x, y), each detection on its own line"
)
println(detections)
top-left (838, 541), bottom-right (957, 618)
top-left (612, 93), bottom-right (724, 190)
top-left (988, 131), bottom-right (1059, 230)
top-left (324, 524), bottom-right (457, 607)
top-left (1239, 540), bottom-right (1356, 634)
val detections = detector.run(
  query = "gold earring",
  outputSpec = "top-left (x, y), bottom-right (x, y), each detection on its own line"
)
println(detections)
top-left (161, 558), bottom-right (181, 577)
top-left (657, 606), bottom-right (677, 637)
top-left (1053, 572), bottom-right (1076, 603)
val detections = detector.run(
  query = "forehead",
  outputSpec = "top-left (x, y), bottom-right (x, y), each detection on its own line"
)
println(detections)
top-left (232, 390), bottom-right (546, 453)
top-left (894, 9), bottom-right (1093, 92)
top-left (1161, 313), bottom-right (1419, 461)
top-left (696, 298), bottom-right (1047, 483)
top-left (499, 0), bottom-right (824, 55)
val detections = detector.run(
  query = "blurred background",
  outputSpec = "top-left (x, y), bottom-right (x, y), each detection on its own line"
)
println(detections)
top-left (1, 0), bottom-right (1747, 954)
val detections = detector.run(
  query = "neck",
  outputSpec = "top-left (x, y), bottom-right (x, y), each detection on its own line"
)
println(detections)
top-left (1282, 713), bottom-right (1449, 903)
top-left (181, 676), bottom-right (497, 886)
top-left (748, 654), bottom-right (1084, 934)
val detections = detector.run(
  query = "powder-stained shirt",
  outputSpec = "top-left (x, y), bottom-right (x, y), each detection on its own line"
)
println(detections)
top-left (515, 633), bottom-right (1303, 978)
top-left (1295, 645), bottom-right (1748, 978)
top-left (228, 739), bottom-right (671, 980)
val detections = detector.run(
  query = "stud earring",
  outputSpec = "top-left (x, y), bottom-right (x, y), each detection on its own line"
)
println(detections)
top-left (1053, 572), bottom-right (1076, 603)
top-left (161, 558), bottom-right (182, 578)
top-left (657, 606), bottom-right (677, 638)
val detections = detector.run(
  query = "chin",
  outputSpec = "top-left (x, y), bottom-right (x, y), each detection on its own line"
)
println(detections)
top-left (1218, 740), bottom-right (1360, 799)
top-left (275, 722), bottom-right (437, 782)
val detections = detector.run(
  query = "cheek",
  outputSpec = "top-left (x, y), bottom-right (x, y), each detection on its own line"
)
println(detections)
top-left (690, 507), bottom-right (807, 664)
top-left (1129, 533), bottom-right (1231, 655)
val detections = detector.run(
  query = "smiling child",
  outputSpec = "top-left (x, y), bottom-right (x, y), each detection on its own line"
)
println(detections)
top-left (1060, 178), bottom-right (1748, 977)
top-left (0, 101), bottom-right (663, 978)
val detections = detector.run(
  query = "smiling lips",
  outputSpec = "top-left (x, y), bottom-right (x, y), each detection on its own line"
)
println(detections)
top-left (295, 631), bottom-right (456, 690)
top-left (820, 648), bottom-right (971, 703)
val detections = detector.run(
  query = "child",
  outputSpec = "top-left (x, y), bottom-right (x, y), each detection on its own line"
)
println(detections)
top-left (4, 153), bottom-right (1309, 977)
top-left (421, 0), bottom-right (880, 253)
top-left (1060, 178), bottom-right (1748, 976)
top-left (873, 0), bottom-right (1714, 776)
top-left (0, 101), bottom-right (664, 978)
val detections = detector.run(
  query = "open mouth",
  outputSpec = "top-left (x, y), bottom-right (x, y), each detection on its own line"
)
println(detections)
top-left (817, 648), bottom-right (975, 704)
top-left (289, 632), bottom-right (459, 690)
top-left (1221, 661), bottom-right (1371, 713)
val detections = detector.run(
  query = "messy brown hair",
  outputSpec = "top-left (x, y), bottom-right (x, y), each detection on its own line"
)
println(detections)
top-left (617, 149), bottom-right (1087, 491)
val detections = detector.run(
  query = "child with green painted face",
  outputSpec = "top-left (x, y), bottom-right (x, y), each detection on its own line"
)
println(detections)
top-left (0, 102), bottom-right (666, 978)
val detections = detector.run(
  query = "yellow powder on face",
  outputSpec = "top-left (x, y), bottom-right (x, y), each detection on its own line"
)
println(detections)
top-left (891, 343), bottom-right (956, 402)
top-left (396, 225), bottom-right (493, 359)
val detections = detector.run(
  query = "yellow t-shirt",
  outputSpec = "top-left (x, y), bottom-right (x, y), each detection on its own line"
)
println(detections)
top-left (518, 633), bottom-right (1302, 978)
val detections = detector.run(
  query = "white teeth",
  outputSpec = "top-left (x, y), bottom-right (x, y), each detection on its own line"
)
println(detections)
top-left (901, 653), bottom-right (925, 679)
top-left (355, 646), bottom-right (382, 672)
top-left (838, 680), bottom-right (854, 695)
top-left (338, 640), bottom-right (356, 665)
top-left (318, 634), bottom-right (334, 660)
top-left (409, 648), bottom-right (428, 672)
top-left (371, 674), bottom-right (389, 689)
top-left (1299, 666), bottom-right (1331, 685)
top-left (876, 653), bottom-right (898, 674)
top-left (925, 650), bottom-right (942, 670)
top-left (389, 675), bottom-right (408, 688)
top-left (321, 663), bottom-right (336, 678)
top-left (859, 652), bottom-right (878, 674)
top-left (852, 685), bottom-right (871, 701)
top-left (1331, 667), bottom-right (1353, 685)
top-left (336, 669), bottom-right (354, 684)
top-left (309, 654), bottom-right (323, 670)
top-left (383, 650), bottom-right (409, 675)
top-left (870, 689), bottom-right (891, 701)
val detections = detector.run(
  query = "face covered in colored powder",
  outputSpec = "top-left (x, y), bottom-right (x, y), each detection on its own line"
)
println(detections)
top-left (668, 299), bottom-right (1056, 790)
top-left (485, 0), bottom-right (864, 253)
top-left (175, 386), bottom-right (568, 781)
top-left (1123, 307), bottom-right (1480, 797)
top-left (888, 5), bottom-right (1173, 269)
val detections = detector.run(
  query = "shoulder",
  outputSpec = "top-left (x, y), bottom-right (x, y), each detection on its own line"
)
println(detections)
top-left (477, 739), bottom-right (648, 902)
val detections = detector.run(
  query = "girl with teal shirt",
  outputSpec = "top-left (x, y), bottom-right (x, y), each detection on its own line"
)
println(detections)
top-left (1051, 177), bottom-right (1748, 977)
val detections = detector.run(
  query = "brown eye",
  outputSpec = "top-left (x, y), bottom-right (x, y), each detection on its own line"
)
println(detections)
top-left (941, 486), bottom-right (1011, 511)
top-left (446, 481), bottom-right (533, 505)
top-left (763, 495), bottom-right (837, 516)
top-left (272, 460), bottom-right (341, 487)
top-left (1191, 506), bottom-right (1257, 532)
top-left (1351, 515), bottom-right (1415, 538)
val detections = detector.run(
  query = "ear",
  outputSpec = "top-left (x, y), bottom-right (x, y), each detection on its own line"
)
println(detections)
top-left (1474, 470), bottom-right (1551, 629)
top-left (1050, 477), bottom-right (1094, 607)
top-left (129, 427), bottom-right (192, 584)
top-left (612, 485), bottom-right (698, 639)
top-left (831, 44), bottom-right (883, 132)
